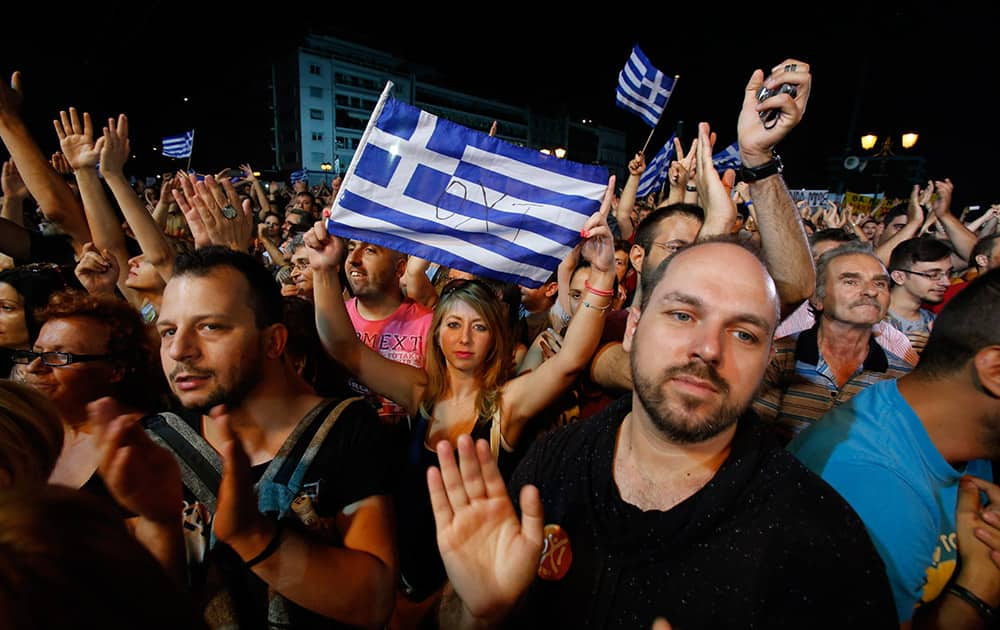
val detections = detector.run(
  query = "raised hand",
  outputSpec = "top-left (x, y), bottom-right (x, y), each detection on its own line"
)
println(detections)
top-left (1, 160), bottom-right (27, 199)
top-left (173, 172), bottom-right (253, 250)
top-left (579, 176), bottom-right (616, 275)
top-left (53, 108), bottom-right (102, 171)
top-left (206, 405), bottom-right (269, 547)
top-left (89, 396), bottom-right (183, 524)
top-left (628, 152), bottom-right (647, 177)
top-left (239, 163), bottom-right (256, 181)
top-left (98, 114), bottom-right (131, 176)
top-left (738, 59), bottom-right (812, 166)
top-left (694, 121), bottom-right (738, 234)
top-left (931, 178), bottom-right (954, 218)
top-left (50, 152), bottom-right (73, 176)
top-left (74, 242), bottom-right (120, 295)
top-left (303, 220), bottom-right (345, 272)
top-left (0, 71), bottom-right (23, 120)
top-left (429, 435), bottom-right (544, 620)
top-left (954, 476), bottom-right (1000, 605)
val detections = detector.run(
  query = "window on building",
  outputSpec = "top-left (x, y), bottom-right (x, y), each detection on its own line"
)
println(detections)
top-left (312, 132), bottom-right (324, 142)
top-left (309, 86), bottom-right (323, 98)
top-left (309, 108), bottom-right (324, 120)
top-left (311, 152), bottom-right (325, 162)
top-left (309, 64), bottom-right (321, 76)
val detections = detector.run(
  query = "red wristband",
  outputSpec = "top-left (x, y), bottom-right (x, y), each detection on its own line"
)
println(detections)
top-left (584, 279), bottom-right (614, 297)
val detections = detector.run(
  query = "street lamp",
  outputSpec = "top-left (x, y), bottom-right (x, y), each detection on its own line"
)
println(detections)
top-left (320, 161), bottom-right (332, 185)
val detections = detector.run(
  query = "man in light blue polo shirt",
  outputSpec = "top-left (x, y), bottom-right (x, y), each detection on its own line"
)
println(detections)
top-left (790, 267), bottom-right (1000, 628)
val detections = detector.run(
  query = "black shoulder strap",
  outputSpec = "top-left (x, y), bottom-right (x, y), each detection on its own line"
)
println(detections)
top-left (142, 413), bottom-right (222, 512)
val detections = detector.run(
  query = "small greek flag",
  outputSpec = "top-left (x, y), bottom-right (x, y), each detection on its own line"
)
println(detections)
top-left (712, 142), bottom-right (742, 172)
top-left (636, 134), bottom-right (676, 199)
top-left (289, 168), bottom-right (308, 183)
top-left (162, 130), bottom-right (194, 159)
top-left (615, 45), bottom-right (676, 128)
top-left (328, 82), bottom-right (608, 288)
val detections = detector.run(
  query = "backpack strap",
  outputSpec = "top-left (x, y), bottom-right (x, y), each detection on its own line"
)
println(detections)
top-left (142, 412), bottom-right (222, 513)
top-left (256, 396), bottom-right (364, 518)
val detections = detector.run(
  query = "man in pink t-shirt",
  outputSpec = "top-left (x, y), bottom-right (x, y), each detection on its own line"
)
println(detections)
top-left (344, 240), bottom-right (432, 424)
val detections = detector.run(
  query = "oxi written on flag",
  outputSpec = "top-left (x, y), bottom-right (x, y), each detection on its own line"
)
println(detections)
top-left (161, 130), bottom-right (194, 159)
top-left (615, 45), bottom-right (676, 128)
top-left (327, 82), bottom-right (608, 288)
top-left (636, 134), bottom-right (676, 199)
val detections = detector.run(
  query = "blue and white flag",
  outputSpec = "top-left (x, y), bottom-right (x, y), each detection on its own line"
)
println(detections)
top-left (616, 45), bottom-right (676, 128)
top-left (712, 142), bottom-right (742, 172)
top-left (636, 134), bottom-right (676, 199)
top-left (162, 130), bottom-right (194, 159)
top-left (328, 82), bottom-right (608, 288)
top-left (289, 168), bottom-right (308, 183)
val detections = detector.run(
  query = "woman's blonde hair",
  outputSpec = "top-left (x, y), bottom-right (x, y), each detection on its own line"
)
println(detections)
top-left (422, 279), bottom-right (513, 422)
top-left (0, 380), bottom-right (64, 487)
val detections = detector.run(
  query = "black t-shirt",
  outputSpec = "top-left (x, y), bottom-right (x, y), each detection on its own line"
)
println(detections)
top-left (505, 396), bottom-right (897, 629)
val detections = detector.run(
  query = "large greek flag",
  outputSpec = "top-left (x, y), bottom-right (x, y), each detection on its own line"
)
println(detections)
top-left (615, 45), bottom-right (675, 128)
top-left (162, 130), bottom-right (194, 159)
top-left (327, 83), bottom-right (608, 288)
top-left (636, 134), bottom-right (676, 199)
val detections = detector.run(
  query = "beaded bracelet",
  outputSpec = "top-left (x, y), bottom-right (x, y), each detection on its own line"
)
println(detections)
top-left (245, 522), bottom-right (285, 568)
top-left (582, 300), bottom-right (611, 313)
top-left (946, 583), bottom-right (996, 623)
top-left (584, 279), bottom-right (614, 298)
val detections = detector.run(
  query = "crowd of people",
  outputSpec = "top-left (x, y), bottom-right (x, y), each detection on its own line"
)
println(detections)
top-left (1, 55), bottom-right (999, 630)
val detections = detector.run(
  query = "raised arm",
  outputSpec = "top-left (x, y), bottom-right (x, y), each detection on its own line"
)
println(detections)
top-left (927, 179), bottom-right (977, 260)
top-left (738, 58), bottom-right (815, 313)
top-left (239, 163), bottom-right (273, 217)
top-left (402, 254), bottom-right (439, 309)
top-left (305, 221), bottom-right (426, 415)
top-left (54, 108), bottom-right (139, 303)
top-left (0, 72), bottom-right (91, 255)
top-left (502, 177), bottom-right (617, 444)
top-left (875, 186), bottom-right (925, 265)
top-left (616, 153), bottom-right (645, 241)
top-left (98, 114), bottom-right (175, 284)
top-left (1, 160), bottom-right (28, 226)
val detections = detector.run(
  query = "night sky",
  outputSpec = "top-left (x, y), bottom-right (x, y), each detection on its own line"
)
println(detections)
top-left (2, 2), bottom-right (995, 207)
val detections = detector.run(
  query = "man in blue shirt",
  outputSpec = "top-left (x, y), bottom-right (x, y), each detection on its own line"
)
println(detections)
top-left (791, 267), bottom-right (1000, 628)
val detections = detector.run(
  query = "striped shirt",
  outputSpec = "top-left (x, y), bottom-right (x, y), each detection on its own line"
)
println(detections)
top-left (753, 324), bottom-right (912, 443)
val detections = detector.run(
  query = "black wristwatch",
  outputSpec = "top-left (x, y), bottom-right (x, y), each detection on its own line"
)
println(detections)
top-left (739, 153), bottom-right (783, 182)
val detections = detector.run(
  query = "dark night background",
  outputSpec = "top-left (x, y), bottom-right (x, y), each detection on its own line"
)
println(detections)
top-left (1, 2), bottom-right (995, 208)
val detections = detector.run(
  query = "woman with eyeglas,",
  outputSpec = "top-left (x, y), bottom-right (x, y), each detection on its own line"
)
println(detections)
top-left (304, 179), bottom-right (617, 610)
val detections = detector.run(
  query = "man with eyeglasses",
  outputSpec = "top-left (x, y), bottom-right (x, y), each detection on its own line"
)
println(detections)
top-left (888, 237), bottom-right (954, 356)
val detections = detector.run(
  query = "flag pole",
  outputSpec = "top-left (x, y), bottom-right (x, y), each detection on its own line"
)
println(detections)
top-left (640, 75), bottom-right (679, 156)
top-left (185, 130), bottom-right (196, 172)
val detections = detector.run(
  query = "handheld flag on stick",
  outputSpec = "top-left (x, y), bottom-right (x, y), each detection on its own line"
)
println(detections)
top-left (162, 130), bottom-right (194, 159)
top-left (636, 134), bottom-right (676, 199)
top-left (328, 82), bottom-right (608, 288)
top-left (616, 45), bottom-right (677, 129)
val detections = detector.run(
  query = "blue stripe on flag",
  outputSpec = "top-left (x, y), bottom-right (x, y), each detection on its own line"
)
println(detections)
top-left (337, 190), bottom-right (561, 270)
top-left (376, 98), bottom-right (421, 140)
top-left (354, 144), bottom-right (402, 187)
top-left (404, 165), bottom-right (581, 248)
